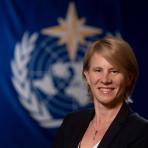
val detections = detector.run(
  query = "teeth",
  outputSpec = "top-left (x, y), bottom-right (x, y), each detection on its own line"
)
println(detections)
top-left (99, 88), bottom-right (113, 94)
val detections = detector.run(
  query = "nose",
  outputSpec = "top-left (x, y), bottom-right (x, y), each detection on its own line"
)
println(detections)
top-left (100, 72), bottom-right (112, 84)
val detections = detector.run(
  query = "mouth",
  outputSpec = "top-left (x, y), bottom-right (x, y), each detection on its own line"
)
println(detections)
top-left (98, 87), bottom-right (115, 94)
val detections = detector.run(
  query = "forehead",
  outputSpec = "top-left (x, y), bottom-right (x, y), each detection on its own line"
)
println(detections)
top-left (89, 52), bottom-right (114, 68)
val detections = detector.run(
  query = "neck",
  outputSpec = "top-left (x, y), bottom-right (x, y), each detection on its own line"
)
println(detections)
top-left (94, 101), bottom-right (123, 126)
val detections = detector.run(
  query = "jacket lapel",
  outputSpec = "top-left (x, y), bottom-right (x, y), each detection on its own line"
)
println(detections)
top-left (97, 102), bottom-right (133, 148)
top-left (73, 109), bottom-right (95, 148)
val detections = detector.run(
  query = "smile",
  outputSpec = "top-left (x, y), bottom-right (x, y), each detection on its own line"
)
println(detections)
top-left (98, 87), bottom-right (114, 94)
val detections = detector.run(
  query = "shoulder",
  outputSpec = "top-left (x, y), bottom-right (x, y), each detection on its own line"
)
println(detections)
top-left (124, 113), bottom-right (148, 147)
top-left (52, 109), bottom-right (94, 148)
top-left (52, 109), bottom-right (94, 145)
top-left (115, 103), bottom-right (148, 139)
top-left (121, 103), bottom-right (148, 129)
top-left (110, 105), bottom-right (148, 147)
top-left (127, 112), bottom-right (148, 127)
top-left (124, 112), bottom-right (148, 138)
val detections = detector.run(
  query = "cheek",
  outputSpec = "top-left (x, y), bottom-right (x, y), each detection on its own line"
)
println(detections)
top-left (116, 77), bottom-right (127, 91)
top-left (89, 74), bottom-right (99, 85)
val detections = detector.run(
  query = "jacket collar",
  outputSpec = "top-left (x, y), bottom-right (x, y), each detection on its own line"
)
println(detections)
top-left (98, 102), bottom-right (133, 148)
top-left (76, 102), bottom-right (133, 148)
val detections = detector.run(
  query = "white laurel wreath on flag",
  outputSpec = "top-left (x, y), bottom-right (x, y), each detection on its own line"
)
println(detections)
top-left (11, 32), bottom-right (62, 128)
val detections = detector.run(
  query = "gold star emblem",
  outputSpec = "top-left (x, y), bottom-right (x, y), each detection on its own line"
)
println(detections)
top-left (42, 2), bottom-right (102, 60)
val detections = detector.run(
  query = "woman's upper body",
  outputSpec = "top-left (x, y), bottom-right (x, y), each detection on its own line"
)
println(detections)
top-left (52, 37), bottom-right (148, 148)
top-left (52, 102), bottom-right (148, 148)
top-left (79, 51), bottom-right (127, 147)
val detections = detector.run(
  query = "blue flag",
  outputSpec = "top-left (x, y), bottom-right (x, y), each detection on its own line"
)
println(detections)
top-left (0, 0), bottom-right (147, 147)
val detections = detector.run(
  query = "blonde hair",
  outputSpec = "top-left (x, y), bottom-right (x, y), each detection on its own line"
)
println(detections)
top-left (83, 36), bottom-right (139, 100)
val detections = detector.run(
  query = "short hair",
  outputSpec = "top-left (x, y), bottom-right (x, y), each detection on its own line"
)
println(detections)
top-left (83, 36), bottom-right (139, 101)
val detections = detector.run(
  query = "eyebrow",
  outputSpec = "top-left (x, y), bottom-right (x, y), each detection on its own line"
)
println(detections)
top-left (92, 66), bottom-right (119, 71)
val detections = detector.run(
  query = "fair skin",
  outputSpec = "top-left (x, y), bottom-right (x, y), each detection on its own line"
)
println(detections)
top-left (80, 52), bottom-right (129, 148)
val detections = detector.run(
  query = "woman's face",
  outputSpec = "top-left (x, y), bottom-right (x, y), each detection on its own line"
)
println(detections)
top-left (84, 52), bottom-right (128, 106)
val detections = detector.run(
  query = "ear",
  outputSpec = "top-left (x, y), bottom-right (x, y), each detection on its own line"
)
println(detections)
top-left (83, 71), bottom-right (90, 85)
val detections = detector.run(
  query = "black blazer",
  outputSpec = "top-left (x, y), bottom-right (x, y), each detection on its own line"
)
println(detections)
top-left (52, 103), bottom-right (148, 148)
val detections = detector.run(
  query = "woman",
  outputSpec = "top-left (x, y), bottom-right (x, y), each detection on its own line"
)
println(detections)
top-left (52, 37), bottom-right (148, 148)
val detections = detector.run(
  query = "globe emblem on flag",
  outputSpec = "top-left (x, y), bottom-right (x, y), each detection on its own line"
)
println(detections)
top-left (11, 2), bottom-right (104, 128)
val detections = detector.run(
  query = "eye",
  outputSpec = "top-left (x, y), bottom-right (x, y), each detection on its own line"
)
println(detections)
top-left (111, 70), bottom-right (119, 74)
top-left (93, 68), bottom-right (102, 73)
top-left (95, 69), bottom-right (101, 72)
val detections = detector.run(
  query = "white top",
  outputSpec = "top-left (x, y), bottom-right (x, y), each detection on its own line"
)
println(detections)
top-left (93, 141), bottom-right (100, 148)
top-left (78, 141), bottom-right (100, 148)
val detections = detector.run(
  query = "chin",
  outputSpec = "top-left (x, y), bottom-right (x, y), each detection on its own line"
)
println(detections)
top-left (96, 96), bottom-right (122, 108)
